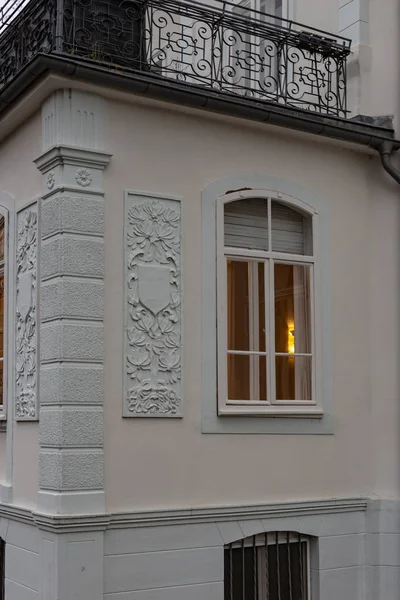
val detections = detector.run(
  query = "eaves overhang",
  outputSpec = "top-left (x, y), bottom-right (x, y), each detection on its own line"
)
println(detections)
top-left (0, 53), bottom-right (399, 152)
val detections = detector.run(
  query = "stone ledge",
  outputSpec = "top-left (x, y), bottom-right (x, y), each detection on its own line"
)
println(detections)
top-left (0, 497), bottom-right (373, 533)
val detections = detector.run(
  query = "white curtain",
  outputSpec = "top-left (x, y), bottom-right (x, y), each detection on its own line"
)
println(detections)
top-left (293, 265), bottom-right (311, 400)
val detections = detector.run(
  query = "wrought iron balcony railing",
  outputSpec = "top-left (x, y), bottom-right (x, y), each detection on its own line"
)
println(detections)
top-left (0, 0), bottom-right (351, 116)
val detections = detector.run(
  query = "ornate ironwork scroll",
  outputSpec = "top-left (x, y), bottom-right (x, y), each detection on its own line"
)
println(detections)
top-left (0, 0), bottom-right (350, 116)
top-left (0, 0), bottom-right (56, 90)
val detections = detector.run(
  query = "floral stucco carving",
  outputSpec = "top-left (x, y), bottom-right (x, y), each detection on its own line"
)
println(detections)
top-left (75, 168), bottom-right (92, 187)
top-left (124, 197), bottom-right (182, 417)
top-left (15, 206), bottom-right (38, 420)
top-left (46, 171), bottom-right (55, 189)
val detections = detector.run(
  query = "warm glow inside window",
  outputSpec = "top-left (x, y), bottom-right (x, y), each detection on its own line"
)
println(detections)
top-left (219, 196), bottom-right (316, 415)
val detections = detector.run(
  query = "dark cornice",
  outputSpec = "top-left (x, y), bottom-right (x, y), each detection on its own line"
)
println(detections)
top-left (0, 53), bottom-right (399, 151)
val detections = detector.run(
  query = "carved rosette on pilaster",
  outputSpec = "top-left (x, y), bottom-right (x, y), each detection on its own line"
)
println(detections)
top-left (124, 193), bottom-right (183, 417)
top-left (15, 203), bottom-right (38, 420)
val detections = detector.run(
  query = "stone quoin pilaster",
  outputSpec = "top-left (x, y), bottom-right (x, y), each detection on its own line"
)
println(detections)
top-left (35, 89), bottom-right (111, 515)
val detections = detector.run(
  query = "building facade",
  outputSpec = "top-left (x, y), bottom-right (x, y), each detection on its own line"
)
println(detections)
top-left (0, 0), bottom-right (399, 598)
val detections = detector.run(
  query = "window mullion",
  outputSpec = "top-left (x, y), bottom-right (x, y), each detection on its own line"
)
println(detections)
top-left (267, 197), bottom-right (272, 252)
top-left (217, 198), bottom-right (229, 412)
top-left (249, 262), bottom-right (260, 400)
top-left (264, 259), bottom-right (270, 406)
top-left (310, 264), bottom-right (316, 405)
top-left (225, 247), bottom-right (269, 260)
top-left (269, 257), bottom-right (277, 405)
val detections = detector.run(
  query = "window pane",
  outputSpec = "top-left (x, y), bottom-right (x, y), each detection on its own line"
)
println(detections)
top-left (267, 540), bottom-right (308, 600)
top-left (0, 273), bottom-right (4, 360)
top-left (224, 546), bottom-right (255, 600)
top-left (228, 354), bottom-right (250, 400)
top-left (258, 263), bottom-right (266, 352)
top-left (224, 198), bottom-right (268, 250)
top-left (228, 260), bottom-right (249, 351)
top-left (274, 263), bottom-right (311, 354)
top-left (261, 0), bottom-right (283, 18)
top-left (259, 355), bottom-right (267, 401)
top-left (271, 200), bottom-right (312, 255)
top-left (0, 216), bottom-right (4, 262)
top-left (227, 260), bottom-right (266, 352)
top-left (275, 355), bottom-right (312, 400)
top-left (228, 354), bottom-right (267, 401)
top-left (0, 361), bottom-right (3, 408)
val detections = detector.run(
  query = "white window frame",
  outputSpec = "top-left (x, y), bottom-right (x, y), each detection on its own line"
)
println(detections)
top-left (217, 190), bottom-right (322, 417)
top-left (231, 0), bottom-right (290, 20)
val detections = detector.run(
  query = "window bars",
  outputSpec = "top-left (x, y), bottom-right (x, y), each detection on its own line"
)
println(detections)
top-left (224, 532), bottom-right (309, 600)
top-left (0, 0), bottom-right (351, 116)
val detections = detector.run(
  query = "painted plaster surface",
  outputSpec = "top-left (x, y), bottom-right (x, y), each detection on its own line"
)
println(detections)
top-left (102, 96), bottom-right (400, 511)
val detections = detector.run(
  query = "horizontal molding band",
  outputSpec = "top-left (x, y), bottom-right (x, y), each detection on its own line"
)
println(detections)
top-left (41, 316), bottom-right (103, 325)
top-left (39, 448), bottom-right (104, 456)
top-left (40, 361), bottom-right (104, 369)
top-left (41, 231), bottom-right (104, 243)
top-left (39, 405), bottom-right (104, 413)
top-left (108, 498), bottom-right (369, 528)
top-left (35, 145), bottom-right (112, 172)
top-left (41, 192), bottom-right (105, 206)
top-left (40, 359), bottom-right (103, 366)
top-left (0, 497), bottom-right (374, 533)
top-left (41, 274), bottom-right (103, 283)
top-left (40, 444), bottom-right (103, 449)
top-left (41, 320), bottom-right (104, 329)
top-left (41, 275), bottom-right (104, 286)
top-left (41, 187), bottom-right (105, 201)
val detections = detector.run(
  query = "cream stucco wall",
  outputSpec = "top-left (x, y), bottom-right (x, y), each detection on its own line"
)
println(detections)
top-left (0, 90), bottom-right (397, 514)
top-left (295, 0), bottom-right (338, 33)
top-left (102, 96), bottom-right (399, 512)
top-left (368, 168), bottom-right (400, 499)
top-left (0, 111), bottom-right (42, 508)
top-left (343, 0), bottom-right (400, 126)
top-left (368, 0), bottom-right (400, 125)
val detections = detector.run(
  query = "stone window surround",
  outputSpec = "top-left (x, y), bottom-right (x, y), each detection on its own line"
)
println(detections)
top-left (201, 175), bottom-right (333, 435)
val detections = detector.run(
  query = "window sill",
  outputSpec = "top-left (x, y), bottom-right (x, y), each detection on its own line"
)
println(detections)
top-left (218, 407), bottom-right (324, 418)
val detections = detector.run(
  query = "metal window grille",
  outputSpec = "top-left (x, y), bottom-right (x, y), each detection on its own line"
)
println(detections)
top-left (224, 531), bottom-right (309, 600)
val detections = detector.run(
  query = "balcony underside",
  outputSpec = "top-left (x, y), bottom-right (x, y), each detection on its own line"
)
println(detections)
top-left (0, 0), bottom-right (397, 149)
top-left (0, 51), bottom-right (396, 153)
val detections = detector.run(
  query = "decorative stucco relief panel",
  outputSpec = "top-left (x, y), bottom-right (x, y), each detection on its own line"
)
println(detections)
top-left (124, 193), bottom-right (183, 417)
top-left (15, 203), bottom-right (39, 420)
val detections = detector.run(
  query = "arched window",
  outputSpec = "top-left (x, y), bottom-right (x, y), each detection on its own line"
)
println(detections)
top-left (217, 193), bottom-right (319, 416)
top-left (224, 531), bottom-right (309, 600)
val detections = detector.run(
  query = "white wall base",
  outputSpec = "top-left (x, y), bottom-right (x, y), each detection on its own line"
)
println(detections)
top-left (0, 483), bottom-right (13, 504)
top-left (37, 490), bottom-right (106, 516)
top-left (0, 497), bottom-right (398, 600)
